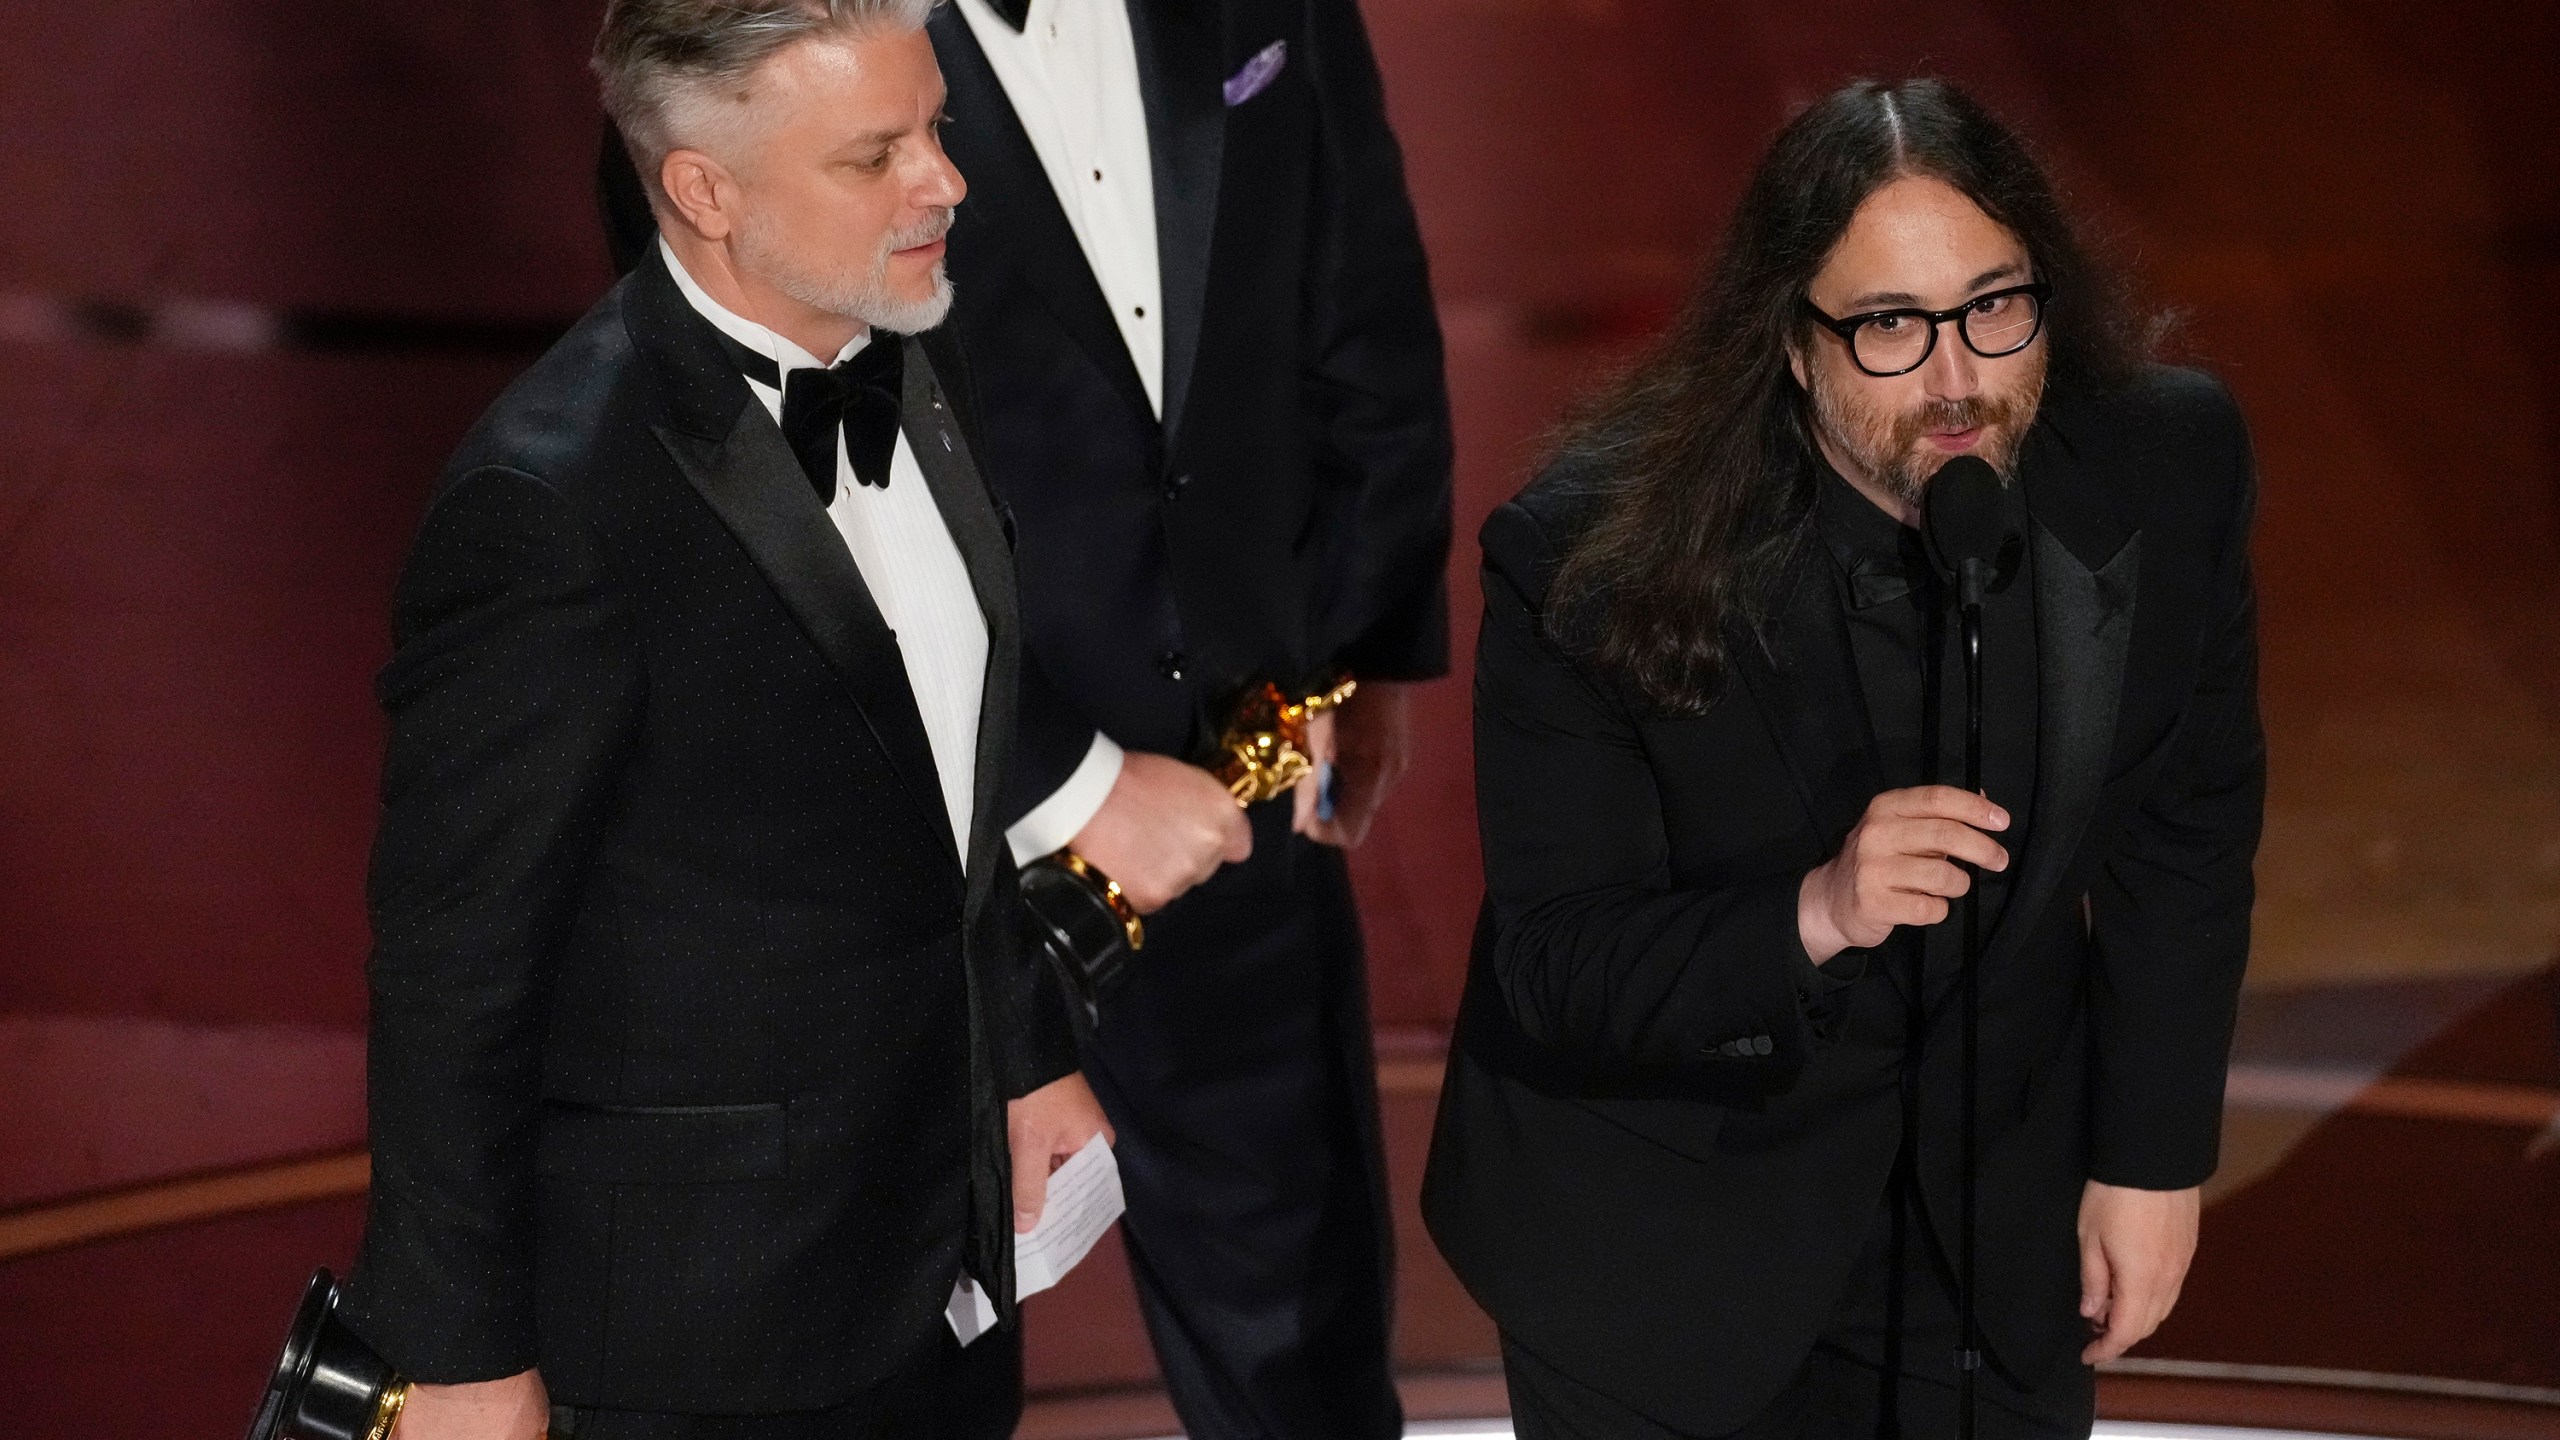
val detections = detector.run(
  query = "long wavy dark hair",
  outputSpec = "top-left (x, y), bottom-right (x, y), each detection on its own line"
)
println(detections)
top-left (1546, 79), bottom-right (2160, 714)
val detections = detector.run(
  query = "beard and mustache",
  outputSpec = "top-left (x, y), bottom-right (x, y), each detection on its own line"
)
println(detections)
top-left (1802, 347), bottom-right (2048, 505)
top-left (736, 204), bottom-right (957, 336)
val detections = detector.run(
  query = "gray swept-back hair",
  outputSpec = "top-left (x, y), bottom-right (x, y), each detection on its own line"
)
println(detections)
top-left (595, 0), bottom-right (941, 203)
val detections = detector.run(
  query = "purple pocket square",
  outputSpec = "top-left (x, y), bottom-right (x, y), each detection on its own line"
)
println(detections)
top-left (1223, 40), bottom-right (1286, 106)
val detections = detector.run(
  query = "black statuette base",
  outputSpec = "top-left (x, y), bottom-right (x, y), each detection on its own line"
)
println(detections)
top-left (245, 1269), bottom-right (404, 1440)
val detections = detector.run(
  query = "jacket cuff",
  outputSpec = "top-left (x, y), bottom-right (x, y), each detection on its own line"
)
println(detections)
top-left (337, 1196), bottom-right (539, 1383)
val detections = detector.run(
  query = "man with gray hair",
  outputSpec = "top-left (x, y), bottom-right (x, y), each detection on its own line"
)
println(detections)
top-left (341, 2), bottom-right (1107, 1436)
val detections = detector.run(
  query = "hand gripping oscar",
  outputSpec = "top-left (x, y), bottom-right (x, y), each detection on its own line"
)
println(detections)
top-left (243, 1270), bottom-right (409, 1440)
top-left (1018, 676), bottom-right (1357, 1028)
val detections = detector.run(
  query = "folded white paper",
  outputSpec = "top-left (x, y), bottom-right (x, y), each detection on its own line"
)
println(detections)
top-left (946, 1134), bottom-right (1124, 1344)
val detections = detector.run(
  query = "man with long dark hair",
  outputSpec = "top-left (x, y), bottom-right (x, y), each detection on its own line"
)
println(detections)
top-left (1423, 79), bottom-right (2263, 1438)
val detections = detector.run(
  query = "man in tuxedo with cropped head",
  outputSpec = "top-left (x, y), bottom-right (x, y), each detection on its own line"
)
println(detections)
top-left (883, 4), bottom-right (1453, 1436)
top-left (1426, 80), bottom-right (2265, 1439)
top-left (346, 4), bottom-right (1107, 1437)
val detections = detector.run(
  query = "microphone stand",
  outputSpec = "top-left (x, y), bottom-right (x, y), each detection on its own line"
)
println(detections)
top-left (1955, 556), bottom-right (1988, 1440)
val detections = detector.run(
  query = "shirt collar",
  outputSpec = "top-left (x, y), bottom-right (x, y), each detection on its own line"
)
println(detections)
top-left (1813, 451), bottom-right (1926, 582)
top-left (658, 234), bottom-right (870, 379)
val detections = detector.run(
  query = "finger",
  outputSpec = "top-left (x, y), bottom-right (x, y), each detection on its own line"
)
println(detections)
top-left (1334, 804), bottom-right (1376, 849)
top-left (1883, 818), bottom-right (2010, 872)
top-left (2084, 1291), bottom-right (2147, 1364)
top-left (1291, 773), bottom-right (1318, 836)
top-left (1010, 1147), bottom-right (1048, 1233)
top-left (1873, 891), bottom-right (1947, 930)
top-left (2079, 1229), bottom-right (2110, 1324)
top-left (1881, 785), bottom-right (2010, 831)
top-left (2120, 1258), bottom-right (2179, 1344)
top-left (1221, 808), bottom-right (1255, 864)
top-left (1879, 855), bottom-right (1972, 901)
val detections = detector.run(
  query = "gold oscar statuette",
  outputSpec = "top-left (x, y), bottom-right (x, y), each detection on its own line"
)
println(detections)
top-left (1211, 677), bottom-right (1358, 806)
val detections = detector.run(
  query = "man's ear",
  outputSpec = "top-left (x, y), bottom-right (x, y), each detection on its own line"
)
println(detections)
top-left (1786, 336), bottom-right (1810, 393)
top-left (659, 149), bottom-right (736, 242)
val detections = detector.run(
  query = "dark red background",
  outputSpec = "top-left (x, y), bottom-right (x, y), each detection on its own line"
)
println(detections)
top-left (4, 0), bottom-right (2556, 1432)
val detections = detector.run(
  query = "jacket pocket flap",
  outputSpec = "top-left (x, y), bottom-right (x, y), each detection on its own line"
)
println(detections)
top-left (537, 1100), bottom-right (786, 1184)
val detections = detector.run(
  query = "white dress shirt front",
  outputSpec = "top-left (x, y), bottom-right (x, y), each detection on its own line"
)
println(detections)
top-left (955, 0), bottom-right (1165, 413)
top-left (662, 238), bottom-right (990, 857)
top-left (957, 0), bottom-right (1159, 863)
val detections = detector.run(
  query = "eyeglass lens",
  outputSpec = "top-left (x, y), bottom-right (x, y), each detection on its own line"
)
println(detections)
top-left (1851, 290), bottom-right (2043, 374)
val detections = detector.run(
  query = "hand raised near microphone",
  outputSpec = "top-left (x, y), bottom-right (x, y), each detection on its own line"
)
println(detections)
top-left (1797, 785), bottom-right (2010, 965)
top-left (1068, 752), bottom-right (1254, 914)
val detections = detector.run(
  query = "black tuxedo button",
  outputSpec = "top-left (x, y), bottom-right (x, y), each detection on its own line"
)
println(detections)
top-left (1158, 650), bottom-right (1187, 681)
top-left (1751, 1035), bottom-right (1772, 1055)
top-left (1715, 1040), bottom-right (1742, 1057)
top-left (1164, 473), bottom-right (1192, 501)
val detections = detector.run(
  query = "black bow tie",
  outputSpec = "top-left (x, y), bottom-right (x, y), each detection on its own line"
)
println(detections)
top-left (985, 0), bottom-right (1033, 31)
top-left (719, 332), bottom-right (904, 502)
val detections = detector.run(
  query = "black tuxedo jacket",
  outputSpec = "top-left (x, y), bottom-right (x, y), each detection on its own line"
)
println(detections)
top-left (926, 0), bottom-right (1453, 812)
top-left (341, 249), bottom-right (1077, 1410)
top-left (1422, 367), bottom-right (2265, 1433)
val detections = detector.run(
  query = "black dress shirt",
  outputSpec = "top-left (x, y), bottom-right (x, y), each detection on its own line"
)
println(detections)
top-left (1813, 460), bottom-right (2040, 991)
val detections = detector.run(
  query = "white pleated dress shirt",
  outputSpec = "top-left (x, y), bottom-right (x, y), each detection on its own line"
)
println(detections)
top-left (663, 238), bottom-right (989, 857)
top-left (957, 0), bottom-right (1167, 863)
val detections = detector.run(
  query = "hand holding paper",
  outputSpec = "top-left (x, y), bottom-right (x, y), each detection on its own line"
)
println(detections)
top-left (948, 1133), bottom-right (1125, 1344)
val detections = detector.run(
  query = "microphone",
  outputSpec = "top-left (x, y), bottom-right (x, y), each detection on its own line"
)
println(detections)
top-left (1918, 452), bottom-right (2017, 1440)
top-left (1921, 455), bottom-right (2018, 609)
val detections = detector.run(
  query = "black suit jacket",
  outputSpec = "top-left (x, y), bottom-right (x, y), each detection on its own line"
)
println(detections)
top-left (342, 248), bottom-right (1077, 1410)
top-left (1421, 367), bottom-right (2265, 1433)
top-left (926, 0), bottom-right (1454, 814)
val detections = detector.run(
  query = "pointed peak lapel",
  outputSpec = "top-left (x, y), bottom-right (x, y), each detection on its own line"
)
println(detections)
top-left (646, 343), bottom-right (960, 872)
top-left (899, 336), bottom-right (1021, 879)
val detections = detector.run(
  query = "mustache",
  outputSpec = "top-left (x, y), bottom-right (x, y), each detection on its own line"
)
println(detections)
top-left (883, 208), bottom-right (954, 252)
top-left (1890, 391), bottom-right (2033, 453)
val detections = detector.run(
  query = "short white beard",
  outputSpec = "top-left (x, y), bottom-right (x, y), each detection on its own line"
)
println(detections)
top-left (736, 205), bottom-right (956, 336)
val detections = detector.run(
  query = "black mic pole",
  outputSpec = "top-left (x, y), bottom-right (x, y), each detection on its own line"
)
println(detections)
top-left (1956, 557), bottom-right (1987, 1440)
top-left (1922, 453), bottom-right (2009, 1440)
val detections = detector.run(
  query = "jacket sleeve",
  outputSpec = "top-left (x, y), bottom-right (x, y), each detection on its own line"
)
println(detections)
top-left (1472, 502), bottom-right (1831, 1083)
top-left (339, 465), bottom-right (644, 1381)
top-left (1298, 0), bottom-right (1455, 682)
top-left (2086, 386), bottom-right (2267, 1190)
top-left (990, 845), bottom-right (1083, 1100)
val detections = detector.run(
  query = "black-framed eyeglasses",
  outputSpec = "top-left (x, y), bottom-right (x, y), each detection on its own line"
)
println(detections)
top-left (1800, 281), bottom-right (2054, 378)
